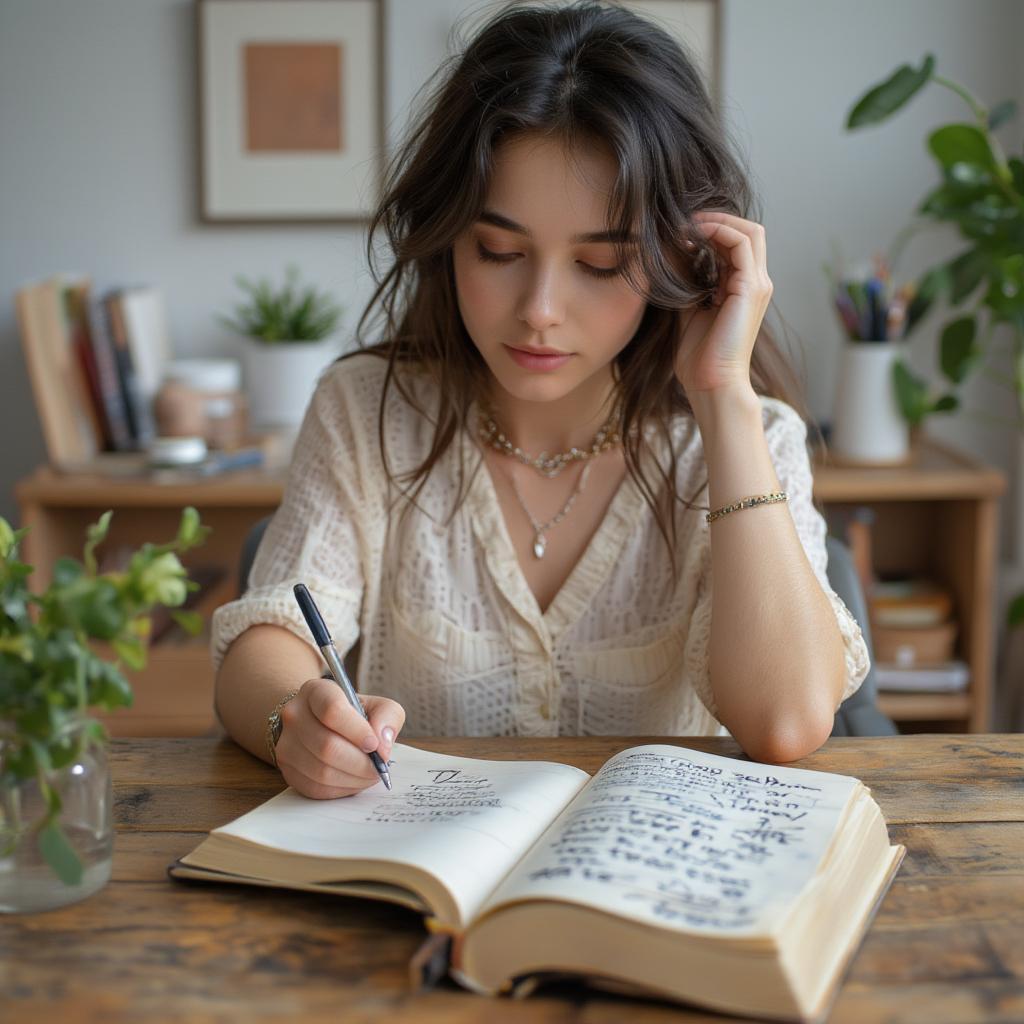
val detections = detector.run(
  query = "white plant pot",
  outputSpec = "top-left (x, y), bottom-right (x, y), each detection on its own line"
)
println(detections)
top-left (242, 338), bottom-right (339, 428)
top-left (831, 341), bottom-right (910, 465)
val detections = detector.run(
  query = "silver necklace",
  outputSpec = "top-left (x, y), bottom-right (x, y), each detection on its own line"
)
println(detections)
top-left (479, 407), bottom-right (620, 478)
top-left (509, 462), bottom-right (593, 559)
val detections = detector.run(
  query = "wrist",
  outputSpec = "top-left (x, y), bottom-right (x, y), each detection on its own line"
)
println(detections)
top-left (688, 382), bottom-right (761, 438)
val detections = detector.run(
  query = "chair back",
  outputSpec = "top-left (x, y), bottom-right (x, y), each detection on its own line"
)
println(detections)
top-left (826, 535), bottom-right (898, 736)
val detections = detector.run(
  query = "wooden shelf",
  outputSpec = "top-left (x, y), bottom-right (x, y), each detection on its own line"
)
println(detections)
top-left (16, 464), bottom-right (284, 737)
top-left (814, 434), bottom-right (1006, 733)
top-left (877, 691), bottom-right (973, 721)
top-left (813, 436), bottom-right (1006, 502)
top-left (14, 464), bottom-right (286, 508)
top-left (97, 645), bottom-right (216, 737)
top-left (12, 433), bottom-right (1009, 737)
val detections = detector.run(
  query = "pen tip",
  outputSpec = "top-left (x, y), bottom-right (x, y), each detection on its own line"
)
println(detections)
top-left (381, 772), bottom-right (393, 791)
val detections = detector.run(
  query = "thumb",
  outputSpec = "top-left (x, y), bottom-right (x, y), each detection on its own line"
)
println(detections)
top-left (363, 695), bottom-right (406, 759)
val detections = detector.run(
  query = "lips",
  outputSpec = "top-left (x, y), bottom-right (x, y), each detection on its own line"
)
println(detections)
top-left (511, 344), bottom-right (570, 357)
top-left (504, 344), bottom-right (574, 373)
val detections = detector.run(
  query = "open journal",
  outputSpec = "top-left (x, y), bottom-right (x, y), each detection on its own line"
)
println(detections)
top-left (169, 743), bottom-right (904, 1022)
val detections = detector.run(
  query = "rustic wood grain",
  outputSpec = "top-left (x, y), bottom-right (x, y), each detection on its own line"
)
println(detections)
top-left (3, 734), bottom-right (1023, 1024)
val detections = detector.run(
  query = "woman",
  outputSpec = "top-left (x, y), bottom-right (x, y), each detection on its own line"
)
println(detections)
top-left (212, 1), bottom-right (869, 798)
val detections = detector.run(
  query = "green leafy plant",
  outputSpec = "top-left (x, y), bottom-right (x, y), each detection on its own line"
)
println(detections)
top-left (846, 55), bottom-right (1024, 430)
top-left (847, 57), bottom-right (1024, 629)
top-left (219, 263), bottom-right (343, 343)
top-left (0, 507), bottom-right (210, 884)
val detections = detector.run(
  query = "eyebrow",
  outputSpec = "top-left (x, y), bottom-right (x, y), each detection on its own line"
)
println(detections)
top-left (476, 209), bottom-right (636, 244)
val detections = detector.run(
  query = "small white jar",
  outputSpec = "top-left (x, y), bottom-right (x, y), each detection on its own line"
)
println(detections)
top-left (831, 341), bottom-right (910, 464)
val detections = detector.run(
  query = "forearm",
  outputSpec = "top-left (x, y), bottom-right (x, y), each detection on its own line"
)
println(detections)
top-left (691, 384), bottom-right (845, 763)
top-left (214, 624), bottom-right (324, 762)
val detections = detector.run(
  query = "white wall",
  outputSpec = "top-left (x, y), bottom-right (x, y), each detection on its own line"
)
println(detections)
top-left (2, 0), bottom-right (1023, 551)
top-left (727, 0), bottom-right (1024, 565)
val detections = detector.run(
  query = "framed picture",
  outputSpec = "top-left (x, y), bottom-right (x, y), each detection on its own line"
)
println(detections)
top-left (620, 1), bottom-right (720, 109)
top-left (196, 0), bottom-right (384, 223)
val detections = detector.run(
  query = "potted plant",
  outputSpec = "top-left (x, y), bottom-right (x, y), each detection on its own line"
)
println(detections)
top-left (0, 507), bottom-right (209, 913)
top-left (219, 264), bottom-right (345, 428)
top-left (845, 58), bottom-right (1024, 628)
top-left (845, 55), bottom-right (1023, 431)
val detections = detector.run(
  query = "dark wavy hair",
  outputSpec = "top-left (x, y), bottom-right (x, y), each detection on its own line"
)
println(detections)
top-left (350, 0), bottom-right (807, 566)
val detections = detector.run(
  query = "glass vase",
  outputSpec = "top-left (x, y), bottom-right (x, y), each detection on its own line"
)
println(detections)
top-left (0, 724), bottom-right (113, 913)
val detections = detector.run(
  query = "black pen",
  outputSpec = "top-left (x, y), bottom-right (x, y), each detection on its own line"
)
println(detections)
top-left (293, 583), bottom-right (392, 791)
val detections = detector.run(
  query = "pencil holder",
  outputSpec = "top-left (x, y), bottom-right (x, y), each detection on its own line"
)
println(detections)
top-left (831, 341), bottom-right (910, 465)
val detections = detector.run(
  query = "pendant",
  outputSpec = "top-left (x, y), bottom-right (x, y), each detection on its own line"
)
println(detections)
top-left (533, 533), bottom-right (547, 559)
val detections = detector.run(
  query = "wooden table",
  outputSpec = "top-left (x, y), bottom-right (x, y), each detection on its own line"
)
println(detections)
top-left (4, 735), bottom-right (1023, 1023)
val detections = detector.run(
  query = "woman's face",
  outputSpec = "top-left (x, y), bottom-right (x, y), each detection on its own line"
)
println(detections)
top-left (452, 134), bottom-right (648, 406)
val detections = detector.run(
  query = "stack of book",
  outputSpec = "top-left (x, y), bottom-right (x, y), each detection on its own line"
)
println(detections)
top-left (15, 274), bottom-right (171, 466)
top-left (869, 579), bottom-right (967, 692)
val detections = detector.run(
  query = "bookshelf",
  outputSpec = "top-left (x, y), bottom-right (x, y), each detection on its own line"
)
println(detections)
top-left (813, 436), bottom-right (1006, 733)
top-left (15, 465), bottom-right (285, 737)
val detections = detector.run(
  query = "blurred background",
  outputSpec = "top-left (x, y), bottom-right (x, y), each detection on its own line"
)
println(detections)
top-left (2, 0), bottom-right (1022, 735)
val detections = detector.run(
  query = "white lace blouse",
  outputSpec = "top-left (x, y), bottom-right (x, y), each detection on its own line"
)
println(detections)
top-left (211, 353), bottom-right (870, 738)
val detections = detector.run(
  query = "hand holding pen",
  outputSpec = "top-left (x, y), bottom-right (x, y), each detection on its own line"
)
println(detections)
top-left (268, 583), bottom-right (404, 798)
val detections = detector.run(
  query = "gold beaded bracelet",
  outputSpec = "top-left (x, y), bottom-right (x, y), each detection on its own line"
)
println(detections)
top-left (265, 689), bottom-right (300, 769)
top-left (706, 491), bottom-right (788, 524)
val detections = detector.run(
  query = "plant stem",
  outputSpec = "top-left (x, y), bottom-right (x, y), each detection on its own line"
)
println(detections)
top-left (0, 779), bottom-right (24, 856)
top-left (932, 74), bottom-right (1023, 210)
top-left (932, 74), bottom-right (988, 124)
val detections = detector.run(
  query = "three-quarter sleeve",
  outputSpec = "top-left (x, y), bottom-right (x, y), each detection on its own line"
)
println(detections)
top-left (210, 358), bottom-right (384, 672)
top-left (767, 401), bottom-right (871, 701)
top-left (684, 398), bottom-right (871, 724)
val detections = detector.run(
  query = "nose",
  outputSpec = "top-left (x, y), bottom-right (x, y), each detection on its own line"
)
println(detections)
top-left (516, 262), bottom-right (565, 332)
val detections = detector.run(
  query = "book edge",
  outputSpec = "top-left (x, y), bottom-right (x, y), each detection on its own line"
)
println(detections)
top-left (803, 842), bottom-right (907, 1024)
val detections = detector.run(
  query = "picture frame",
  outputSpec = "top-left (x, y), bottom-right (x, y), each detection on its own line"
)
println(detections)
top-left (196, 0), bottom-right (385, 223)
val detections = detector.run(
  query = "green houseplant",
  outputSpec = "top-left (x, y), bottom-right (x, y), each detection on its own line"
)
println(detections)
top-left (219, 263), bottom-right (343, 344)
top-left (0, 507), bottom-right (209, 911)
top-left (846, 57), bottom-right (1024, 628)
top-left (220, 264), bottom-right (345, 428)
top-left (846, 55), bottom-right (1023, 432)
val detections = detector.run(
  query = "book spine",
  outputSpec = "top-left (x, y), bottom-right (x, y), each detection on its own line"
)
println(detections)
top-left (104, 291), bottom-right (155, 447)
top-left (85, 295), bottom-right (135, 451)
top-left (14, 280), bottom-right (98, 465)
top-left (118, 286), bottom-right (170, 400)
top-left (62, 282), bottom-right (111, 450)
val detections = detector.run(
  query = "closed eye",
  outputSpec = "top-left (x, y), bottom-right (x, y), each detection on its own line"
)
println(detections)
top-left (475, 242), bottom-right (519, 265)
top-left (474, 242), bottom-right (622, 280)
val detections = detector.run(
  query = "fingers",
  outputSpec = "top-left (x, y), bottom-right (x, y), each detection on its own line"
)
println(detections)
top-left (274, 679), bottom-right (407, 799)
top-left (693, 216), bottom-right (759, 279)
top-left (279, 696), bottom-right (378, 789)
top-left (280, 745), bottom-right (376, 798)
top-left (691, 212), bottom-right (771, 301)
top-left (305, 676), bottom-right (378, 752)
top-left (694, 211), bottom-right (767, 268)
top-left (363, 694), bottom-right (406, 762)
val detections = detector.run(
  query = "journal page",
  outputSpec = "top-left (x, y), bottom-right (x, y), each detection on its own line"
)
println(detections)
top-left (475, 744), bottom-right (861, 936)
top-left (203, 742), bottom-right (589, 928)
